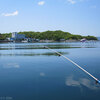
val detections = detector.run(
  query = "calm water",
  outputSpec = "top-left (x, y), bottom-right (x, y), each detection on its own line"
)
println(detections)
top-left (0, 42), bottom-right (100, 100)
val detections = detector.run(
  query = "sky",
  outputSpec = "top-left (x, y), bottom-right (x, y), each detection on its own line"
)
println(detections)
top-left (0, 0), bottom-right (100, 36)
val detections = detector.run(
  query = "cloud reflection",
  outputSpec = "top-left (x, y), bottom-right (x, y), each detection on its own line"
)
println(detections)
top-left (4, 63), bottom-right (20, 69)
top-left (40, 72), bottom-right (45, 77)
top-left (66, 76), bottom-right (100, 90)
top-left (66, 76), bottom-right (80, 86)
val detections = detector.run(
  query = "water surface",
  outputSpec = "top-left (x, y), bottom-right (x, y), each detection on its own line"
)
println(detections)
top-left (0, 42), bottom-right (100, 100)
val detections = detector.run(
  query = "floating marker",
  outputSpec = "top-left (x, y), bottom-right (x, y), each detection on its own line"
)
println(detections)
top-left (45, 46), bottom-right (100, 84)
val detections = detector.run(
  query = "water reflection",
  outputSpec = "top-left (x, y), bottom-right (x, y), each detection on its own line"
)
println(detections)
top-left (0, 42), bottom-right (100, 100)
top-left (0, 42), bottom-right (99, 50)
top-left (3, 63), bottom-right (20, 69)
top-left (40, 72), bottom-right (45, 77)
top-left (66, 76), bottom-right (100, 90)
top-left (0, 52), bottom-right (69, 57)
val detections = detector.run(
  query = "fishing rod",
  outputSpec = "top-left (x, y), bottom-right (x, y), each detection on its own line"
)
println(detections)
top-left (44, 46), bottom-right (100, 84)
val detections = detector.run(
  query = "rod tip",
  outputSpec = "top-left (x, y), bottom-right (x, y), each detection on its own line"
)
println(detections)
top-left (98, 80), bottom-right (100, 84)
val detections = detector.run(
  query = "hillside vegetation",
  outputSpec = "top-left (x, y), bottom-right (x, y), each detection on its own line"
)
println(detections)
top-left (19, 30), bottom-right (97, 41)
top-left (0, 30), bottom-right (97, 41)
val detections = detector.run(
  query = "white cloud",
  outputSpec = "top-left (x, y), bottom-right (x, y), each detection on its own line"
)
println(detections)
top-left (2, 10), bottom-right (18, 17)
top-left (38, 1), bottom-right (45, 6)
top-left (67, 0), bottom-right (86, 4)
top-left (67, 0), bottom-right (76, 4)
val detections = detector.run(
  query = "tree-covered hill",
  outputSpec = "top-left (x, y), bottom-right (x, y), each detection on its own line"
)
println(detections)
top-left (0, 30), bottom-right (97, 41)
top-left (19, 30), bottom-right (97, 41)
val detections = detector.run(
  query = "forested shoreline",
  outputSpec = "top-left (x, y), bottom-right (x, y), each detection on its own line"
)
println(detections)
top-left (0, 30), bottom-right (97, 41)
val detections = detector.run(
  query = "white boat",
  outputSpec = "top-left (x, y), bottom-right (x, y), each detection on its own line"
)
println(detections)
top-left (80, 38), bottom-right (86, 42)
top-left (21, 40), bottom-right (28, 43)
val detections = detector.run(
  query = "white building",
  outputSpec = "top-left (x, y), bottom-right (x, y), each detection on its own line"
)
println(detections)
top-left (12, 32), bottom-right (25, 40)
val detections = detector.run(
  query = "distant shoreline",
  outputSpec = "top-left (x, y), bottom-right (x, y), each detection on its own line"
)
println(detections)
top-left (0, 40), bottom-right (99, 43)
top-left (0, 30), bottom-right (98, 42)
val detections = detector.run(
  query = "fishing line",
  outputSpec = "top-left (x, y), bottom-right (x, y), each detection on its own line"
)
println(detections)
top-left (44, 46), bottom-right (100, 84)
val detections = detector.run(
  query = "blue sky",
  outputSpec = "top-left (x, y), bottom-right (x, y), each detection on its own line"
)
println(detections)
top-left (0, 0), bottom-right (100, 36)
